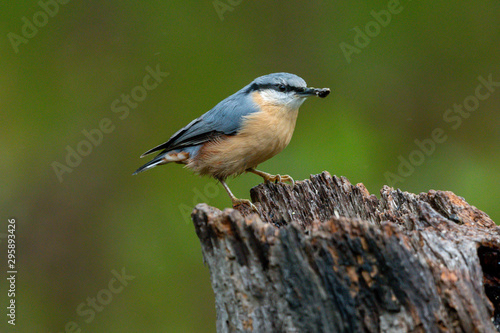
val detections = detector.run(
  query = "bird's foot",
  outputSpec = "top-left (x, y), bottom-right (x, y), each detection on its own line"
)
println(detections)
top-left (246, 168), bottom-right (295, 187)
top-left (263, 173), bottom-right (295, 187)
top-left (231, 198), bottom-right (259, 212)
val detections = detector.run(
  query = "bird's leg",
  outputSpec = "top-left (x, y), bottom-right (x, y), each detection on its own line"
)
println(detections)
top-left (247, 168), bottom-right (295, 187)
top-left (219, 179), bottom-right (258, 212)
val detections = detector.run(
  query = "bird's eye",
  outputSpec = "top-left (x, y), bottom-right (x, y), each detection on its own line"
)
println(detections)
top-left (278, 84), bottom-right (287, 92)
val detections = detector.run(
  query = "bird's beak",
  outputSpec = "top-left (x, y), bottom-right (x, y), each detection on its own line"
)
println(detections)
top-left (297, 87), bottom-right (331, 98)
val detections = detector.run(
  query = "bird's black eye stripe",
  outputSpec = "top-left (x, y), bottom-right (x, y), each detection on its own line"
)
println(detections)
top-left (248, 83), bottom-right (305, 93)
top-left (274, 84), bottom-right (307, 94)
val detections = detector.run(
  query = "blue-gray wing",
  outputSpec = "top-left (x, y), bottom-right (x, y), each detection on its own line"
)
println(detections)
top-left (140, 91), bottom-right (258, 157)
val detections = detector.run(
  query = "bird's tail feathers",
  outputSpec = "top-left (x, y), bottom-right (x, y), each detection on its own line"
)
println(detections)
top-left (132, 156), bottom-right (164, 175)
top-left (133, 151), bottom-right (189, 175)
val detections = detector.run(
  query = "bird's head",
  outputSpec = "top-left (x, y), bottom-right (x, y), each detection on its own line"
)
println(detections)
top-left (247, 72), bottom-right (330, 109)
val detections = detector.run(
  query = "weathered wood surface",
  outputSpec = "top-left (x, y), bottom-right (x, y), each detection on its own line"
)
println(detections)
top-left (192, 172), bottom-right (500, 333)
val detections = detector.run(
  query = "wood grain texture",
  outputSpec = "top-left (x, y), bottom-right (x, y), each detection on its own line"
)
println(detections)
top-left (192, 172), bottom-right (500, 333)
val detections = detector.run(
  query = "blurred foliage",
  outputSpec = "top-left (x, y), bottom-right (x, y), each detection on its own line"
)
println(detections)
top-left (1, 0), bottom-right (499, 332)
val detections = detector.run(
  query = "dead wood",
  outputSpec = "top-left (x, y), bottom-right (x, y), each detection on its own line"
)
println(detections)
top-left (192, 172), bottom-right (500, 333)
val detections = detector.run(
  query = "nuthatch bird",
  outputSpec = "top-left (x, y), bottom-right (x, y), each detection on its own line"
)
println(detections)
top-left (134, 73), bottom-right (330, 210)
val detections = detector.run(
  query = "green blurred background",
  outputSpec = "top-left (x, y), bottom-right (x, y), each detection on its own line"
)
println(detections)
top-left (1, 1), bottom-right (499, 332)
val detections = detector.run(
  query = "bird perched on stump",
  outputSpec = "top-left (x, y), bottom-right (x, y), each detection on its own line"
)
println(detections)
top-left (134, 72), bottom-right (330, 210)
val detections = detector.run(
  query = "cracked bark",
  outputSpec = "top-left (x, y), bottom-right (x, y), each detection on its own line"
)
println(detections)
top-left (192, 172), bottom-right (500, 333)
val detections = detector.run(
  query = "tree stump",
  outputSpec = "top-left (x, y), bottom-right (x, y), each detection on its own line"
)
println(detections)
top-left (192, 172), bottom-right (500, 333)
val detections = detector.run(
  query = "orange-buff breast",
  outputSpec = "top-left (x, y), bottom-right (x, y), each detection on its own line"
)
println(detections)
top-left (188, 92), bottom-right (300, 179)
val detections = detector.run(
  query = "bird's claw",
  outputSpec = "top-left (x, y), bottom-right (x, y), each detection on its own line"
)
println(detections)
top-left (232, 198), bottom-right (259, 212)
top-left (265, 174), bottom-right (295, 187)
